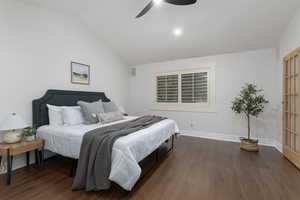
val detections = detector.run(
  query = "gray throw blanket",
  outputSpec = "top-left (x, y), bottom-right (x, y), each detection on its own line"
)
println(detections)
top-left (72, 115), bottom-right (166, 191)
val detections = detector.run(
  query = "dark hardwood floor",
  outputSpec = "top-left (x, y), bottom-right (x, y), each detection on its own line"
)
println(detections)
top-left (1, 136), bottom-right (300, 200)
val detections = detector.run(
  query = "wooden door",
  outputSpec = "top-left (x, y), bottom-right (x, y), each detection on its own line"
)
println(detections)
top-left (283, 47), bottom-right (300, 169)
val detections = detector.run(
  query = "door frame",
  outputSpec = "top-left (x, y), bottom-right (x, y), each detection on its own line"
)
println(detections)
top-left (283, 47), bottom-right (300, 169)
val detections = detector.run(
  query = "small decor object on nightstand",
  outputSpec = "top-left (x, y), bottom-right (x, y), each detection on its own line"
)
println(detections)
top-left (71, 61), bottom-right (90, 85)
top-left (0, 113), bottom-right (29, 144)
top-left (232, 83), bottom-right (269, 152)
top-left (23, 126), bottom-right (37, 142)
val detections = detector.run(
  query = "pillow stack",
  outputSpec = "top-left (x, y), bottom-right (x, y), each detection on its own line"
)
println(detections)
top-left (62, 106), bottom-right (84, 126)
top-left (47, 105), bottom-right (84, 126)
top-left (47, 100), bottom-right (125, 126)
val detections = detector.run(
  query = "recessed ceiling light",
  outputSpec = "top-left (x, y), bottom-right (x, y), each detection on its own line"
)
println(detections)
top-left (154, 0), bottom-right (163, 5)
top-left (173, 28), bottom-right (182, 36)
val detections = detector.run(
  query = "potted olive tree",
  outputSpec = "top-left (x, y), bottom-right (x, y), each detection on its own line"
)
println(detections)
top-left (232, 83), bottom-right (268, 152)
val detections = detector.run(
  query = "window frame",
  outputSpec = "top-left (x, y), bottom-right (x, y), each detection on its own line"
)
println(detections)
top-left (153, 64), bottom-right (216, 112)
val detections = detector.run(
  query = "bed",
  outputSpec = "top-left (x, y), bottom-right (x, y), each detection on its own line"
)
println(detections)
top-left (33, 90), bottom-right (179, 191)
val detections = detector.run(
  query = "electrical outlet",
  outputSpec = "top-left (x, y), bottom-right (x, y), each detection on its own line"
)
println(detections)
top-left (190, 122), bottom-right (195, 129)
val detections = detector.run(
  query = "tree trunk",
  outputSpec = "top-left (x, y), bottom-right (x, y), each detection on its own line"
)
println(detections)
top-left (247, 115), bottom-right (250, 140)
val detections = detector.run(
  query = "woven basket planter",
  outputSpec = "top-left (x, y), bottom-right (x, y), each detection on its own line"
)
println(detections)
top-left (240, 138), bottom-right (259, 152)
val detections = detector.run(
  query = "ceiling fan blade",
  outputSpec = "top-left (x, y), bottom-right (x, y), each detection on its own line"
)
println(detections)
top-left (165, 0), bottom-right (197, 5)
top-left (136, 1), bottom-right (155, 18)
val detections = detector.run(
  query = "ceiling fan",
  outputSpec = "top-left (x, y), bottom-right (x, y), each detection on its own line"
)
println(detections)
top-left (136, 0), bottom-right (197, 18)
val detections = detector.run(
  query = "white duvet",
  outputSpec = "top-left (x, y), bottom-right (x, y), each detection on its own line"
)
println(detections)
top-left (37, 116), bottom-right (179, 191)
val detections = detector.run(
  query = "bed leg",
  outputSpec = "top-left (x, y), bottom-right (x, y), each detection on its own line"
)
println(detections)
top-left (166, 134), bottom-right (175, 154)
top-left (171, 134), bottom-right (174, 152)
top-left (69, 159), bottom-right (77, 177)
top-left (69, 160), bottom-right (73, 177)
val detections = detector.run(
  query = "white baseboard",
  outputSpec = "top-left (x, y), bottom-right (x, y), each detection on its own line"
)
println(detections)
top-left (181, 130), bottom-right (282, 151)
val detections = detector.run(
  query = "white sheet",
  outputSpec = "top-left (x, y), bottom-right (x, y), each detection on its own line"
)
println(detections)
top-left (37, 116), bottom-right (179, 191)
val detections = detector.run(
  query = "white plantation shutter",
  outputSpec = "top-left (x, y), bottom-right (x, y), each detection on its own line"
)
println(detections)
top-left (157, 75), bottom-right (178, 103)
top-left (181, 72), bottom-right (208, 103)
top-left (155, 67), bottom-right (215, 112)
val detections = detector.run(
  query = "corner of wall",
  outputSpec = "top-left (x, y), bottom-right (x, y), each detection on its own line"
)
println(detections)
top-left (274, 139), bottom-right (283, 153)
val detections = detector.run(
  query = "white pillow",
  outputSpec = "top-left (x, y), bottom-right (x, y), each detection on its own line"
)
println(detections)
top-left (62, 106), bottom-right (84, 126)
top-left (47, 104), bottom-right (64, 126)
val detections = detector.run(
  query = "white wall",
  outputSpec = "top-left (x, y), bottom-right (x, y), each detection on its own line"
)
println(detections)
top-left (279, 6), bottom-right (300, 58)
top-left (0, 0), bottom-right (129, 125)
top-left (276, 5), bottom-right (300, 147)
top-left (0, 0), bottom-right (129, 172)
top-left (128, 49), bottom-right (280, 145)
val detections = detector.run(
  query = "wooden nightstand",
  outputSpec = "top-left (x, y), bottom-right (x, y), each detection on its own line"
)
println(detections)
top-left (0, 139), bottom-right (45, 185)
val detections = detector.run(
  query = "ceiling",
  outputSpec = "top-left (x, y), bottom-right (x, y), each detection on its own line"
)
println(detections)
top-left (19, 0), bottom-right (300, 65)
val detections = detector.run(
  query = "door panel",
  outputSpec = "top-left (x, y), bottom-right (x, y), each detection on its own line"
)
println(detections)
top-left (283, 48), bottom-right (300, 169)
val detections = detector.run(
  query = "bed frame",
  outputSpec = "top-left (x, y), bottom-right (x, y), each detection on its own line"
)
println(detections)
top-left (32, 89), bottom-right (175, 191)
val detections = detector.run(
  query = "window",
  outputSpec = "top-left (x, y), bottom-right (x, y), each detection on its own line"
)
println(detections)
top-left (154, 65), bottom-right (215, 112)
top-left (181, 72), bottom-right (208, 103)
top-left (157, 75), bottom-right (178, 103)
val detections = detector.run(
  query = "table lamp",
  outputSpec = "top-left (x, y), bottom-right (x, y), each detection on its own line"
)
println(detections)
top-left (0, 113), bottom-right (29, 143)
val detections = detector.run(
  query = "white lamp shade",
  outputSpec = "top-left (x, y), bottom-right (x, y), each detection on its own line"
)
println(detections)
top-left (0, 113), bottom-right (29, 131)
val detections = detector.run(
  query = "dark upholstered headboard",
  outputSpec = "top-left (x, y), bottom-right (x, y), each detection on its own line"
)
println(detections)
top-left (32, 90), bottom-right (111, 128)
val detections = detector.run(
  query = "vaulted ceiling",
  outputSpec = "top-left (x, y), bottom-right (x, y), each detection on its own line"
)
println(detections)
top-left (20, 0), bottom-right (300, 65)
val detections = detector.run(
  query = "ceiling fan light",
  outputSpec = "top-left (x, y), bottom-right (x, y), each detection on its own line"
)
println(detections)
top-left (154, 0), bottom-right (163, 5)
top-left (173, 28), bottom-right (182, 36)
